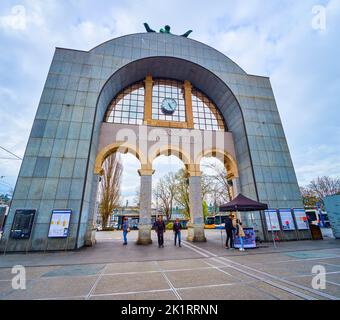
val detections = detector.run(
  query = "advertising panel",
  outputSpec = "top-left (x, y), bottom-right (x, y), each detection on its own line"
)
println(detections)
top-left (264, 209), bottom-right (280, 231)
top-left (233, 227), bottom-right (256, 249)
top-left (48, 209), bottom-right (72, 238)
top-left (10, 209), bottom-right (36, 239)
top-left (293, 208), bottom-right (309, 230)
top-left (279, 208), bottom-right (296, 230)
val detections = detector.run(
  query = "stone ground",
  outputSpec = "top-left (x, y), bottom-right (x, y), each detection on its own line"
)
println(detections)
top-left (0, 229), bottom-right (340, 300)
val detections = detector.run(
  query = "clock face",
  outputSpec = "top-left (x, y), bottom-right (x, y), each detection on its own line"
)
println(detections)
top-left (161, 98), bottom-right (177, 115)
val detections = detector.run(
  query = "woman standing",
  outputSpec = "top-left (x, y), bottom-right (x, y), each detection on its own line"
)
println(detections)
top-left (236, 219), bottom-right (245, 251)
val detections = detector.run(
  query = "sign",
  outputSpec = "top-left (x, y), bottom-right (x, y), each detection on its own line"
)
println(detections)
top-left (234, 228), bottom-right (256, 249)
top-left (264, 209), bottom-right (280, 231)
top-left (10, 209), bottom-right (36, 239)
top-left (279, 209), bottom-right (296, 230)
top-left (293, 208), bottom-right (309, 230)
top-left (48, 209), bottom-right (72, 238)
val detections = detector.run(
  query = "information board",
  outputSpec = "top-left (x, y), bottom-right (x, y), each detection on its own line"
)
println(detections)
top-left (264, 209), bottom-right (280, 231)
top-left (293, 208), bottom-right (309, 230)
top-left (48, 209), bottom-right (72, 238)
top-left (10, 209), bottom-right (36, 239)
top-left (279, 209), bottom-right (296, 230)
top-left (233, 227), bottom-right (256, 249)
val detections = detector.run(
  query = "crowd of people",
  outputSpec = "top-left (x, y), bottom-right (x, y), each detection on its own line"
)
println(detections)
top-left (121, 214), bottom-right (246, 252)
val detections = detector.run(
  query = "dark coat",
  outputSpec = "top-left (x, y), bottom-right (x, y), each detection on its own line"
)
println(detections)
top-left (155, 220), bottom-right (166, 233)
top-left (173, 222), bottom-right (182, 232)
top-left (224, 217), bottom-right (233, 231)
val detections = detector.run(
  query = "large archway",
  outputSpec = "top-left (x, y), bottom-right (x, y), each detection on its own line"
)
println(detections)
top-left (91, 64), bottom-right (245, 244)
top-left (1, 32), bottom-right (304, 253)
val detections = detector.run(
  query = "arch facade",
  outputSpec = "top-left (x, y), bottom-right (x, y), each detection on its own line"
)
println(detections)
top-left (1, 32), bottom-right (305, 252)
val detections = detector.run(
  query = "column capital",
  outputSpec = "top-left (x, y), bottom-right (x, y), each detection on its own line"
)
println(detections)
top-left (186, 164), bottom-right (201, 177)
top-left (138, 164), bottom-right (155, 176)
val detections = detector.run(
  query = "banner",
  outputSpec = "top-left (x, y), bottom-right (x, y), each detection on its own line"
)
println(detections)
top-left (293, 208), bottom-right (309, 230)
top-left (10, 209), bottom-right (36, 239)
top-left (264, 209), bottom-right (280, 231)
top-left (233, 227), bottom-right (256, 249)
top-left (279, 209), bottom-right (296, 230)
top-left (48, 209), bottom-right (72, 238)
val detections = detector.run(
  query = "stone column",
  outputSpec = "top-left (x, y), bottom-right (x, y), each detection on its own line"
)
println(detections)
top-left (187, 165), bottom-right (206, 242)
top-left (137, 166), bottom-right (154, 245)
top-left (85, 174), bottom-right (100, 246)
top-left (232, 177), bottom-right (240, 197)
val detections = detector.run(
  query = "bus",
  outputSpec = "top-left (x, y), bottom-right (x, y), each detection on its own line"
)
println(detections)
top-left (205, 213), bottom-right (236, 229)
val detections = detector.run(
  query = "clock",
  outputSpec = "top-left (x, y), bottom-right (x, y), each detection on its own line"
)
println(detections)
top-left (161, 98), bottom-right (177, 115)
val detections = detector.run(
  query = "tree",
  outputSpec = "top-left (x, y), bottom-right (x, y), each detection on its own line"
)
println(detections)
top-left (300, 176), bottom-right (340, 207)
top-left (99, 153), bottom-right (123, 228)
top-left (173, 169), bottom-right (190, 217)
top-left (300, 186), bottom-right (319, 207)
top-left (201, 161), bottom-right (232, 208)
top-left (202, 200), bottom-right (209, 220)
top-left (153, 173), bottom-right (177, 221)
top-left (308, 176), bottom-right (340, 200)
top-left (173, 168), bottom-right (211, 218)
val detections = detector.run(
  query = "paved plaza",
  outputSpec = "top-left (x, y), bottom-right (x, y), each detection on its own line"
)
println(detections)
top-left (0, 230), bottom-right (340, 300)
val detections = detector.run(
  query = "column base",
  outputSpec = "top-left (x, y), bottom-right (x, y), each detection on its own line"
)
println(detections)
top-left (85, 229), bottom-right (96, 247)
top-left (187, 223), bottom-right (206, 242)
top-left (137, 224), bottom-right (152, 245)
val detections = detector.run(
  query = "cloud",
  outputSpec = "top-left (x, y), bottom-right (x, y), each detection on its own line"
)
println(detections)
top-left (0, 0), bottom-right (339, 197)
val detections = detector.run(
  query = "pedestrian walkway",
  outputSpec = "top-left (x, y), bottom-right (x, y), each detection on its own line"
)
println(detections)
top-left (0, 230), bottom-right (339, 300)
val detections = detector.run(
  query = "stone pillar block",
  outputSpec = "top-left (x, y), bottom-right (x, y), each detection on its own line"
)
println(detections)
top-left (137, 224), bottom-right (152, 245)
top-left (187, 223), bottom-right (206, 242)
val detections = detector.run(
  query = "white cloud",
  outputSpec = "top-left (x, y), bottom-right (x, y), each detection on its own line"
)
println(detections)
top-left (0, 5), bottom-right (27, 31)
top-left (0, 0), bottom-right (339, 195)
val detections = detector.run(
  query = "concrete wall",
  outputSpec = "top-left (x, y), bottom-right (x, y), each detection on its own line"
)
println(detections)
top-left (324, 195), bottom-right (340, 239)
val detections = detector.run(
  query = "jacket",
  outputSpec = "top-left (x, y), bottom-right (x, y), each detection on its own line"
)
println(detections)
top-left (173, 222), bottom-right (182, 232)
top-left (123, 221), bottom-right (129, 232)
top-left (155, 220), bottom-right (166, 233)
top-left (224, 217), bottom-right (233, 230)
top-left (236, 224), bottom-right (245, 237)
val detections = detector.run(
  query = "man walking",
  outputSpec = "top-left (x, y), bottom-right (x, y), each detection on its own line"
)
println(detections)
top-left (225, 214), bottom-right (234, 249)
top-left (122, 217), bottom-right (130, 245)
top-left (154, 215), bottom-right (166, 248)
top-left (173, 218), bottom-right (182, 247)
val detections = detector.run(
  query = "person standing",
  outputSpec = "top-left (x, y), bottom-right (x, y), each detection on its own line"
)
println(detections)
top-left (173, 218), bottom-right (182, 247)
top-left (224, 214), bottom-right (234, 249)
top-left (122, 217), bottom-right (130, 245)
top-left (155, 215), bottom-right (166, 248)
top-left (236, 219), bottom-right (245, 251)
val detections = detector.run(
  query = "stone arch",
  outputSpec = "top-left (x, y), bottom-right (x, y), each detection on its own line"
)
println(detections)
top-left (196, 148), bottom-right (239, 179)
top-left (149, 145), bottom-right (191, 166)
top-left (94, 141), bottom-right (144, 175)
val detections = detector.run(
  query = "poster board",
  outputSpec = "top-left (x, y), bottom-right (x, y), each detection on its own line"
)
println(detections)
top-left (279, 208), bottom-right (296, 230)
top-left (10, 209), bottom-right (36, 239)
top-left (48, 209), bottom-right (72, 238)
top-left (233, 228), bottom-right (256, 249)
top-left (264, 209), bottom-right (280, 231)
top-left (293, 208), bottom-right (309, 230)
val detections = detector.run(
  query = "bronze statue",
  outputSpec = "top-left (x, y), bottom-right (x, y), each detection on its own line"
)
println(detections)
top-left (143, 23), bottom-right (192, 38)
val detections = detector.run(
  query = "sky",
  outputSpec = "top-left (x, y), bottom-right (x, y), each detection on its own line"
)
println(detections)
top-left (0, 0), bottom-right (339, 202)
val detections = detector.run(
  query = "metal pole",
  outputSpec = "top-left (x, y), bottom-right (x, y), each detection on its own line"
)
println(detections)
top-left (267, 211), bottom-right (277, 248)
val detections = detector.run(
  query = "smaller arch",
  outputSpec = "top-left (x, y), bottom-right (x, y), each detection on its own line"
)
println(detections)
top-left (149, 145), bottom-right (191, 165)
top-left (196, 148), bottom-right (239, 179)
top-left (94, 142), bottom-right (144, 175)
